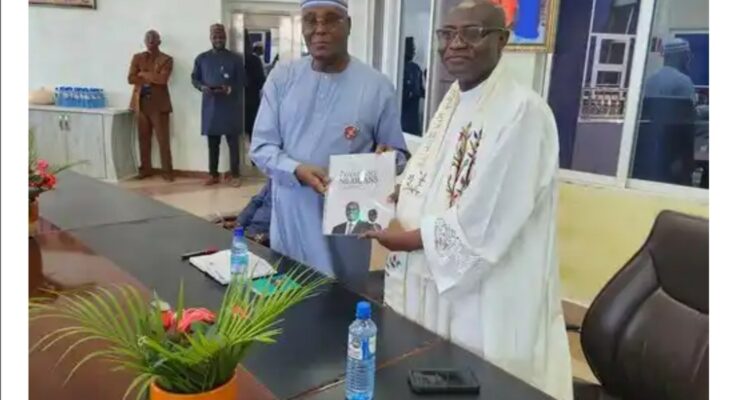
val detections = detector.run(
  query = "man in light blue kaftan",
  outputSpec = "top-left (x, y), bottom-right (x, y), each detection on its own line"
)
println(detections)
top-left (250, 0), bottom-right (408, 290)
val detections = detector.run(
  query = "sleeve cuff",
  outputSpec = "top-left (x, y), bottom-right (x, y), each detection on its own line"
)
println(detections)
top-left (420, 214), bottom-right (456, 295)
top-left (274, 158), bottom-right (301, 188)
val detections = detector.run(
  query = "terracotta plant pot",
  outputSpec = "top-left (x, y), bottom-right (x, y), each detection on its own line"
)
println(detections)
top-left (149, 375), bottom-right (237, 400)
top-left (29, 198), bottom-right (39, 236)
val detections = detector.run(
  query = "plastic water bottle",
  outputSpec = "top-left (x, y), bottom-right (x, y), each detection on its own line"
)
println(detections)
top-left (80, 88), bottom-right (90, 108)
top-left (94, 89), bottom-right (106, 108)
top-left (89, 88), bottom-right (99, 108)
top-left (345, 301), bottom-right (377, 400)
top-left (88, 89), bottom-right (97, 108)
top-left (58, 87), bottom-right (68, 107)
top-left (230, 226), bottom-right (249, 278)
top-left (54, 87), bottom-right (62, 106)
top-left (63, 87), bottom-right (72, 107)
top-left (70, 87), bottom-right (80, 108)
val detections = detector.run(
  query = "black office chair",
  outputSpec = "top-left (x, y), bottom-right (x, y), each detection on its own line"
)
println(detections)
top-left (569, 211), bottom-right (708, 400)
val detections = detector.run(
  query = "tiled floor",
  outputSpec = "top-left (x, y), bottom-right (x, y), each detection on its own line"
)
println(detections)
top-left (119, 175), bottom-right (265, 220)
top-left (116, 175), bottom-right (597, 384)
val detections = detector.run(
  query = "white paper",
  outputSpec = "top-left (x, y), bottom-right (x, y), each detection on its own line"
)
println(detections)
top-left (323, 152), bottom-right (396, 236)
top-left (189, 250), bottom-right (276, 285)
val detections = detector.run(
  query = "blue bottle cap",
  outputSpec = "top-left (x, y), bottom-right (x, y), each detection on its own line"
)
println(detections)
top-left (356, 301), bottom-right (371, 319)
top-left (233, 226), bottom-right (244, 237)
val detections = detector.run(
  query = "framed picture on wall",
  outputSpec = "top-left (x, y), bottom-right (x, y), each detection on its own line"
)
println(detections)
top-left (29, 0), bottom-right (96, 9)
top-left (491, 0), bottom-right (560, 52)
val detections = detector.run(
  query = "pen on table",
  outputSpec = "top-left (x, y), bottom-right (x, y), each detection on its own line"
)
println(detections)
top-left (181, 247), bottom-right (218, 261)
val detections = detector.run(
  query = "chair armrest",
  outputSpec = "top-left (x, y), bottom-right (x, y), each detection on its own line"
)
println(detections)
top-left (573, 377), bottom-right (620, 400)
top-left (566, 323), bottom-right (582, 334)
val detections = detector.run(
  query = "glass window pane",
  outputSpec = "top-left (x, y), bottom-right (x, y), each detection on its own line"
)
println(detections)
top-left (547, 0), bottom-right (640, 176)
top-left (398, 0), bottom-right (431, 136)
top-left (425, 0), bottom-right (459, 126)
top-left (630, 0), bottom-right (709, 189)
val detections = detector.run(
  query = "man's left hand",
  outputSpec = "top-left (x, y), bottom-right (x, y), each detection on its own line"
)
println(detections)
top-left (361, 228), bottom-right (422, 252)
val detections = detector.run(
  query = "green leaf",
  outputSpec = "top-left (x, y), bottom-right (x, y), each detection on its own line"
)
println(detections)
top-left (30, 264), bottom-right (328, 395)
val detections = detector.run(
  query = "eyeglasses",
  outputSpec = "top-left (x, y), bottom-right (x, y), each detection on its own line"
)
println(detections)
top-left (435, 26), bottom-right (507, 47)
top-left (302, 14), bottom-right (346, 34)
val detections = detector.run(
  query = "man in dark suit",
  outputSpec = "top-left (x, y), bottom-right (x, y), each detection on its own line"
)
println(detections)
top-left (401, 37), bottom-right (424, 136)
top-left (243, 31), bottom-right (266, 139)
top-left (332, 202), bottom-right (371, 235)
top-left (128, 30), bottom-right (174, 181)
top-left (367, 209), bottom-right (382, 231)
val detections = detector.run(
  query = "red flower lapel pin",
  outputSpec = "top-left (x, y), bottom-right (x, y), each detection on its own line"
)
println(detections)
top-left (344, 125), bottom-right (358, 140)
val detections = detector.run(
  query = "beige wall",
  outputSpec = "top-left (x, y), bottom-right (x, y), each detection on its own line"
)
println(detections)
top-left (558, 182), bottom-right (708, 304)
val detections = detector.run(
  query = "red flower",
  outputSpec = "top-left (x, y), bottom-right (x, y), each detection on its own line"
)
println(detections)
top-left (44, 173), bottom-right (57, 189)
top-left (176, 308), bottom-right (216, 333)
top-left (161, 310), bottom-right (176, 331)
top-left (37, 159), bottom-right (49, 172)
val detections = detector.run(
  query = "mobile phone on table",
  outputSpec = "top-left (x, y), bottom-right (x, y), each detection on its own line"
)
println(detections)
top-left (407, 368), bottom-right (480, 395)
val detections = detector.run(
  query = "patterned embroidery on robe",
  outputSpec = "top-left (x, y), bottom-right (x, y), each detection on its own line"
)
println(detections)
top-left (399, 87), bottom-right (459, 200)
top-left (386, 253), bottom-right (403, 273)
top-left (403, 171), bottom-right (428, 195)
top-left (446, 123), bottom-right (483, 206)
top-left (434, 217), bottom-right (478, 273)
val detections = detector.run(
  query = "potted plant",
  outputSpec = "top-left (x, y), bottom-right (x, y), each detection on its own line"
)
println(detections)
top-left (30, 272), bottom-right (329, 400)
top-left (28, 130), bottom-right (82, 235)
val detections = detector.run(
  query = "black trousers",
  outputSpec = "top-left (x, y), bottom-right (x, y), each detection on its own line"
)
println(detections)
top-left (207, 135), bottom-right (240, 177)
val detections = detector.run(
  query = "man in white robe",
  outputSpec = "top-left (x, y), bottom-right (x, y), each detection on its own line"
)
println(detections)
top-left (364, 2), bottom-right (573, 399)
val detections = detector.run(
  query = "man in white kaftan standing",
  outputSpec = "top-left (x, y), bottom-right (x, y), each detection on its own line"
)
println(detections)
top-left (364, 2), bottom-right (573, 399)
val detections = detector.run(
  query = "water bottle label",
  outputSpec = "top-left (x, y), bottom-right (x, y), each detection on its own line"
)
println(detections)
top-left (348, 334), bottom-right (376, 361)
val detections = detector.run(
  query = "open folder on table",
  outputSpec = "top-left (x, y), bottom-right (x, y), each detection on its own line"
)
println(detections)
top-left (189, 250), bottom-right (276, 285)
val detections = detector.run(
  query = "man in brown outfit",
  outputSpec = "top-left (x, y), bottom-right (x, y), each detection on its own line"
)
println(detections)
top-left (128, 30), bottom-right (174, 181)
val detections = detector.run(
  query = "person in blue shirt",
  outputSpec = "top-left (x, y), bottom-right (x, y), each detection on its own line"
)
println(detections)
top-left (250, 0), bottom-right (409, 289)
top-left (224, 180), bottom-right (272, 246)
top-left (644, 38), bottom-right (696, 101)
top-left (192, 24), bottom-right (245, 187)
top-left (637, 38), bottom-right (699, 185)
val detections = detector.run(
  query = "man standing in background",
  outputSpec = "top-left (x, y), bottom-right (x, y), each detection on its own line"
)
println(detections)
top-left (250, 0), bottom-right (408, 290)
top-left (128, 30), bottom-right (174, 182)
top-left (244, 31), bottom-right (266, 139)
top-left (192, 24), bottom-right (245, 187)
top-left (401, 37), bottom-right (424, 136)
top-left (644, 38), bottom-right (696, 101)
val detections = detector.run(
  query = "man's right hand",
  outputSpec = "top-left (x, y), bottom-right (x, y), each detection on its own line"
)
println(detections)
top-left (201, 85), bottom-right (213, 94)
top-left (295, 164), bottom-right (329, 194)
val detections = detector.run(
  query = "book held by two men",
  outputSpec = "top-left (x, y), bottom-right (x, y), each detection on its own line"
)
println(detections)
top-left (323, 152), bottom-right (397, 236)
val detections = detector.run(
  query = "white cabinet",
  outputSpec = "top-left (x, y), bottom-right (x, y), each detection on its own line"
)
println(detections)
top-left (29, 106), bottom-right (137, 181)
top-left (65, 113), bottom-right (107, 178)
top-left (29, 110), bottom-right (67, 166)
